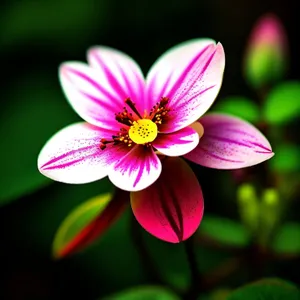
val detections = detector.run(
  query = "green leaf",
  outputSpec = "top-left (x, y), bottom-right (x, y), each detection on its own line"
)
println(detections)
top-left (199, 215), bottom-right (250, 247)
top-left (263, 81), bottom-right (300, 124)
top-left (53, 193), bottom-right (113, 258)
top-left (272, 222), bottom-right (300, 255)
top-left (213, 96), bottom-right (260, 122)
top-left (0, 0), bottom-right (108, 50)
top-left (0, 73), bottom-right (79, 205)
top-left (269, 144), bottom-right (300, 173)
top-left (227, 278), bottom-right (300, 300)
top-left (102, 286), bottom-right (180, 300)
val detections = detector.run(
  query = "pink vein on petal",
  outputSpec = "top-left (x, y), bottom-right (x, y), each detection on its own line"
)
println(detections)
top-left (118, 60), bottom-right (144, 100)
top-left (249, 141), bottom-right (272, 152)
top-left (205, 134), bottom-right (252, 148)
top-left (42, 152), bottom-right (98, 170)
top-left (40, 145), bottom-right (96, 169)
top-left (133, 157), bottom-right (151, 188)
top-left (64, 67), bottom-right (119, 103)
top-left (174, 85), bottom-right (216, 110)
top-left (91, 53), bottom-right (128, 100)
top-left (199, 146), bottom-right (244, 163)
top-left (167, 45), bottom-right (212, 99)
top-left (255, 150), bottom-right (273, 154)
top-left (172, 49), bottom-right (217, 102)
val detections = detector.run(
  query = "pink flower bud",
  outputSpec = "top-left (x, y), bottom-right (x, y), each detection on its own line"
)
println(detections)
top-left (244, 13), bottom-right (288, 89)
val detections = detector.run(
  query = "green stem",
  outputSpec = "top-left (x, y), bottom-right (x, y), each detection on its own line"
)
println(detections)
top-left (183, 236), bottom-right (201, 299)
top-left (130, 216), bottom-right (165, 286)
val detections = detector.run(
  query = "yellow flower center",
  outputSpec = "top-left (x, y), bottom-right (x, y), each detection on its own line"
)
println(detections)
top-left (128, 119), bottom-right (158, 144)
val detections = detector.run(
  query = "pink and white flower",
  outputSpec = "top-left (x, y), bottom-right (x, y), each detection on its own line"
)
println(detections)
top-left (38, 39), bottom-right (274, 243)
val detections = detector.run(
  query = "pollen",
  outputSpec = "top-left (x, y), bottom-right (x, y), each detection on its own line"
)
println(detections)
top-left (128, 119), bottom-right (158, 144)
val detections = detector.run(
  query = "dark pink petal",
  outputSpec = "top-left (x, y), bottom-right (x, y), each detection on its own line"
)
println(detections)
top-left (146, 39), bottom-right (215, 113)
top-left (87, 46), bottom-right (146, 116)
top-left (185, 113), bottom-right (274, 169)
top-left (38, 122), bottom-right (129, 184)
top-left (131, 157), bottom-right (204, 243)
top-left (109, 146), bottom-right (162, 192)
top-left (153, 126), bottom-right (199, 156)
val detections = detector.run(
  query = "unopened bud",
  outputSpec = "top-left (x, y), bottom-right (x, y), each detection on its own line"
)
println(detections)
top-left (244, 13), bottom-right (288, 89)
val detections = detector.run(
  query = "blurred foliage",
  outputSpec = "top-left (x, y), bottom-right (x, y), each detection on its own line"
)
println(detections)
top-left (200, 215), bottom-right (250, 247)
top-left (263, 81), bottom-right (300, 125)
top-left (213, 96), bottom-right (260, 122)
top-left (269, 144), bottom-right (300, 173)
top-left (0, 73), bottom-right (79, 205)
top-left (53, 193), bottom-right (114, 258)
top-left (102, 286), bottom-right (180, 300)
top-left (0, 0), bottom-right (109, 52)
top-left (237, 184), bottom-right (259, 234)
top-left (272, 222), bottom-right (300, 256)
top-left (227, 278), bottom-right (300, 300)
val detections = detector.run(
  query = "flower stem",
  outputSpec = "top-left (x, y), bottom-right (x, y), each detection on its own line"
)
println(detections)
top-left (183, 236), bottom-right (201, 299)
top-left (130, 215), bottom-right (165, 285)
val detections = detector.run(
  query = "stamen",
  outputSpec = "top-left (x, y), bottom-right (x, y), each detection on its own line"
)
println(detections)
top-left (149, 97), bottom-right (170, 125)
top-left (125, 98), bottom-right (143, 119)
top-left (115, 107), bottom-right (134, 126)
top-left (102, 97), bottom-right (170, 150)
top-left (99, 129), bottom-right (133, 150)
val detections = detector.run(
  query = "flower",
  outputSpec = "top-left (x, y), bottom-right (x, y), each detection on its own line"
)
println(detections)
top-left (38, 39), bottom-right (273, 243)
top-left (244, 13), bottom-right (288, 88)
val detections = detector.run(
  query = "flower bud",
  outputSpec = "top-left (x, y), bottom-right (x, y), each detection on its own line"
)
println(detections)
top-left (237, 183), bottom-right (259, 233)
top-left (244, 13), bottom-right (288, 89)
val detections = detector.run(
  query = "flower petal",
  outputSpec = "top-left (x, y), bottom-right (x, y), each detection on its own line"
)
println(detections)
top-left (165, 43), bottom-right (225, 132)
top-left (131, 157), bottom-right (204, 243)
top-left (146, 40), bottom-right (225, 132)
top-left (109, 146), bottom-right (162, 192)
top-left (60, 46), bottom-right (145, 130)
top-left (146, 39), bottom-right (215, 112)
top-left (38, 122), bottom-right (128, 184)
top-left (59, 62), bottom-right (121, 130)
top-left (153, 126), bottom-right (199, 157)
top-left (87, 46), bottom-right (146, 115)
top-left (185, 113), bottom-right (274, 169)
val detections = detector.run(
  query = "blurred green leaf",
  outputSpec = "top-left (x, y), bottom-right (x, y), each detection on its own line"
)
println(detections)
top-left (199, 215), bottom-right (250, 247)
top-left (272, 222), bottom-right (300, 255)
top-left (227, 278), bottom-right (300, 300)
top-left (53, 193), bottom-right (113, 258)
top-left (269, 144), bottom-right (300, 173)
top-left (0, 0), bottom-right (108, 49)
top-left (263, 81), bottom-right (300, 124)
top-left (214, 96), bottom-right (260, 123)
top-left (0, 73), bottom-right (79, 205)
top-left (102, 286), bottom-right (180, 300)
